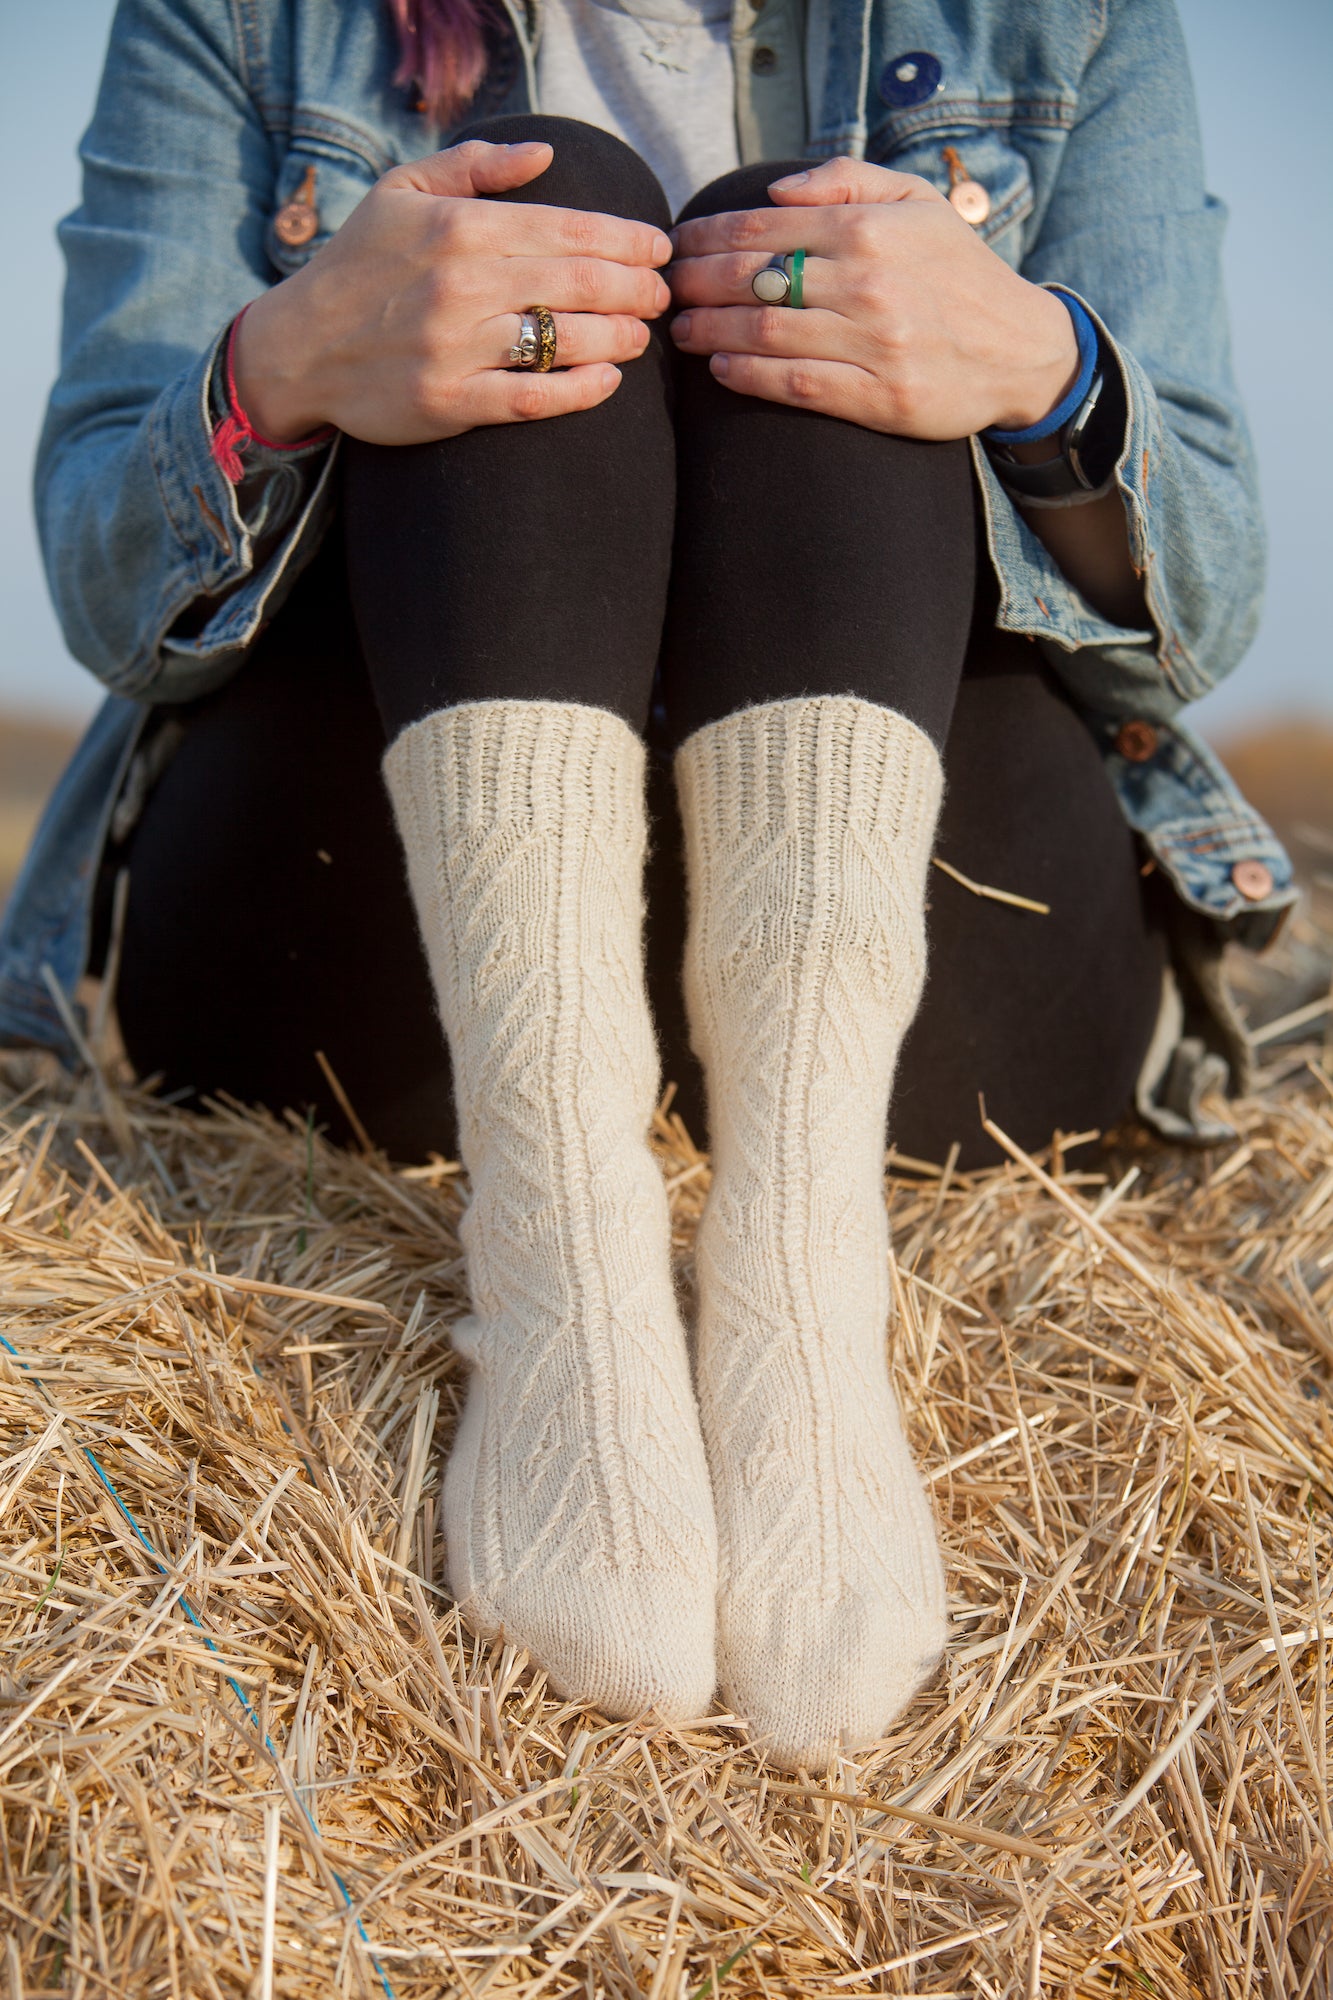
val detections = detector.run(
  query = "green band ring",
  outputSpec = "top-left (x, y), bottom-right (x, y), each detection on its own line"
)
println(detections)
top-left (786, 247), bottom-right (806, 309)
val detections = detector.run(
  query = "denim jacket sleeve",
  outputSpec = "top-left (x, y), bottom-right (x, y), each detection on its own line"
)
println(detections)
top-left (978, 0), bottom-right (1264, 729)
top-left (34, 0), bottom-right (337, 708)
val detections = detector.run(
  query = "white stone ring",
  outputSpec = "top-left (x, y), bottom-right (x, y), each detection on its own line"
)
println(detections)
top-left (750, 250), bottom-right (806, 308)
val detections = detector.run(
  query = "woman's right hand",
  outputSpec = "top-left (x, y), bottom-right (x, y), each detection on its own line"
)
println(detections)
top-left (232, 139), bottom-right (672, 444)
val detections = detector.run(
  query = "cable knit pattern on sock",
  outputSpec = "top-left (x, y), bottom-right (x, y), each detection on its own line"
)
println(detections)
top-left (676, 697), bottom-right (949, 1770)
top-left (384, 701), bottom-right (717, 1722)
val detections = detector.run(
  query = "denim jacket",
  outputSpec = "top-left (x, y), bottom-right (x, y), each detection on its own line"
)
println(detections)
top-left (0, 0), bottom-right (1296, 1131)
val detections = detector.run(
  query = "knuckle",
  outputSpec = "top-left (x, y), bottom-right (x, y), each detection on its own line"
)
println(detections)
top-left (510, 381), bottom-right (550, 422)
top-left (433, 204), bottom-right (470, 254)
top-left (754, 306), bottom-right (787, 348)
top-left (730, 209), bottom-right (770, 249)
top-left (565, 209), bottom-right (601, 255)
top-left (846, 213), bottom-right (880, 257)
top-left (784, 365), bottom-right (822, 405)
top-left (886, 364), bottom-right (921, 422)
top-left (570, 257), bottom-right (604, 301)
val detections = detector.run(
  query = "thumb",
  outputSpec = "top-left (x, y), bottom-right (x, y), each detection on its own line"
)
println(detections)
top-left (768, 156), bottom-right (927, 206)
top-left (401, 138), bottom-right (553, 199)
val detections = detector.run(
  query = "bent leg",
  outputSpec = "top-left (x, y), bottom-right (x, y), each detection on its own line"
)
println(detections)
top-left (344, 115), bottom-right (676, 740)
top-left (347, 120), bottom-right (718, 1719)
top-left (659, 161), bottom-right (1156, 1771)
top-left (660, 160), bottom-right (977, 750)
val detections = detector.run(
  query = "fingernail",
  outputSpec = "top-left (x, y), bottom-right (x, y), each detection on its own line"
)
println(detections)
top-left (605, 366), bottom-right (622, 388)
top-left (770, 169), bottom-right (809, 189)
top-left (652, 232), bottom-right (673, 262)
top-left (508, 141), bottom-right (548, 155)
top-left (672, 313), bottom-right (692, 340)
top-left (710, 353), bottom-right (730, 379)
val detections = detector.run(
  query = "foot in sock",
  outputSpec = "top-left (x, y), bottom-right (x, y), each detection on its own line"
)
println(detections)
top-left (677, 696), bottom-right (949, 1770)
top-left (384, 700), bottom-right (717, 1722)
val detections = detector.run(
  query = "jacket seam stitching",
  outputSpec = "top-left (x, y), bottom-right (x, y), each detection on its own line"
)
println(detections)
top-left (251, 107), bottom-right (396, 176)
top-left (869, 96), bottom-right (1079, 144)
top-left (229, 0), bottom-right (262, 100)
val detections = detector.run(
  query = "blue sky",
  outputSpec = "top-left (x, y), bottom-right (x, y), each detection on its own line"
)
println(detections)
top-left (1, 0), bottom-right (1329, 735)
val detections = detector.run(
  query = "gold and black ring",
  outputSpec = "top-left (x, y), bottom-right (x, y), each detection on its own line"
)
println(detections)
top-left (528, 304), bottom-right (557, 373)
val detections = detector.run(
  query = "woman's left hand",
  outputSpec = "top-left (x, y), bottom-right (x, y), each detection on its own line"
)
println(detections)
top-left (669, 156), bottom-right (1079, 438)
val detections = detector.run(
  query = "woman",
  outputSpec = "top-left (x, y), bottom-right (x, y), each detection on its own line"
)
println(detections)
top-left (1, 0), bottom-right (1293, 1767)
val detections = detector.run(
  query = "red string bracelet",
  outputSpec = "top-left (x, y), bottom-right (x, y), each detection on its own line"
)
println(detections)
top-left (209, 302), bottom-right (335, 483)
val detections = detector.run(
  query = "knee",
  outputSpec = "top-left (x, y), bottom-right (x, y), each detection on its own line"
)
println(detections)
top-left (676, 158), bottom-right (806, 225)
top-left (451, 114), bottom-right (671, 229)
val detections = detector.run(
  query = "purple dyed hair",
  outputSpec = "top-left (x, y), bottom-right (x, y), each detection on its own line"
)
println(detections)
top-left (386, 0), bottom-right (493, 125)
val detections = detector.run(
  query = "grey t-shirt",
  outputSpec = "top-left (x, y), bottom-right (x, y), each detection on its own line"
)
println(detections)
top-left (536, 0), bottom-right (741, 217)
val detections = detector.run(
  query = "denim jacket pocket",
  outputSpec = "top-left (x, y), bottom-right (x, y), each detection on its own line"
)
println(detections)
top-left (265, 139), bottom-right (380, 277)
top-left (867, 119), bottom-right (1035, 266)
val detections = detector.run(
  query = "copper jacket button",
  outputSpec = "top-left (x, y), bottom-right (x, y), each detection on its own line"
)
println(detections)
top-left (1115, 719), bottom-right (1159, 762)
top-left (949, 179), bottom-right (991, 225)
top-left (1231, 860), bottom-right (1275, 901)
top-left (274, 165), bottom-right (319, 248)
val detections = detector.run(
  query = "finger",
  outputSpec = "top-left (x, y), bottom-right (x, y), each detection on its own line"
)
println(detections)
top-left (470, 201), bottom-right (673, 269)
top-left (668, 250), bottom-right (839, 309)
top-left (766, 156), bottom-right (936, 206)
top-left (484, 310), bottom-right (651, 368)
top-left (465, 363), bottom-right (624, 427)
top-left (506, 255), bottom-right (671, 317)
top-left (670, 304), bottom-right (850, 361)
top-left (396, 148), bottom-right (672, 267)
top-left (397, 138), bottom-right (555, 200)
top-left (707, 351), bottom-right (878, 424)
top-left (671, 205), bottom-right (859, 260)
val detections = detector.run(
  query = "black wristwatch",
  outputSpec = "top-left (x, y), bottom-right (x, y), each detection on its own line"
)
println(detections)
top-left (985, 351), bottom-right (1126, 505)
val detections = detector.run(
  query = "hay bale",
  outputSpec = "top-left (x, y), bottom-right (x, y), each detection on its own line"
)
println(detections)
top-left (1, 1037), bottom-right (1329, 1998)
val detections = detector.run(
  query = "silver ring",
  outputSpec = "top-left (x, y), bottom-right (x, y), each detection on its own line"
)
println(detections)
top-left (508, 311), bottom-right (540, 368)
top-left (751, 255), bottom-right (792, 306)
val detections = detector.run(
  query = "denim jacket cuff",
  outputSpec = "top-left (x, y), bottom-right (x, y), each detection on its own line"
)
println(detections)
top-left (145, 323), bottom-right (339, 703)
top-left (970, 285), bottom-right (1216, 729)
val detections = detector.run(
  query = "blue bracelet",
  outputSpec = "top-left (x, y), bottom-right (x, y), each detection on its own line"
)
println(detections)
top-left (984, 292), bottom-right (1099, 446)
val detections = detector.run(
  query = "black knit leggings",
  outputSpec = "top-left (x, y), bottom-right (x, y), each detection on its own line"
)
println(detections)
top-left (110, 118), bottom-right (1165, 1168)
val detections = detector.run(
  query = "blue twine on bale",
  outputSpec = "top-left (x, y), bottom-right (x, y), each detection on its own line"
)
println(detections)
top-left (0, 1323), bottom-right (397, 2000)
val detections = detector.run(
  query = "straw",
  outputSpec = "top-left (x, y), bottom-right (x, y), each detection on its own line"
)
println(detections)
top-left (1, 1018), bottom-right (1329, 1997)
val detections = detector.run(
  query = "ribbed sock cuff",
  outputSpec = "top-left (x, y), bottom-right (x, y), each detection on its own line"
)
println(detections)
top-left (384, 699), bottom-right (646, 847)
top-left (675, 696), bottom-right (942, 848)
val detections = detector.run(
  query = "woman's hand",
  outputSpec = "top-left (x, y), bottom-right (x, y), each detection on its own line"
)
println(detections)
top-left (233, 139), bottom-right (672, 443)
top-left (668, 156), bottom-right (1078, 437)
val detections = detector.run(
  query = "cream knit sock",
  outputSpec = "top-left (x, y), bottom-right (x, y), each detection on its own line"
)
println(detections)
top-left (384, 701), bottom-right (717, 1722)
top-left (676, 696), bottom-right (949, 1770)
